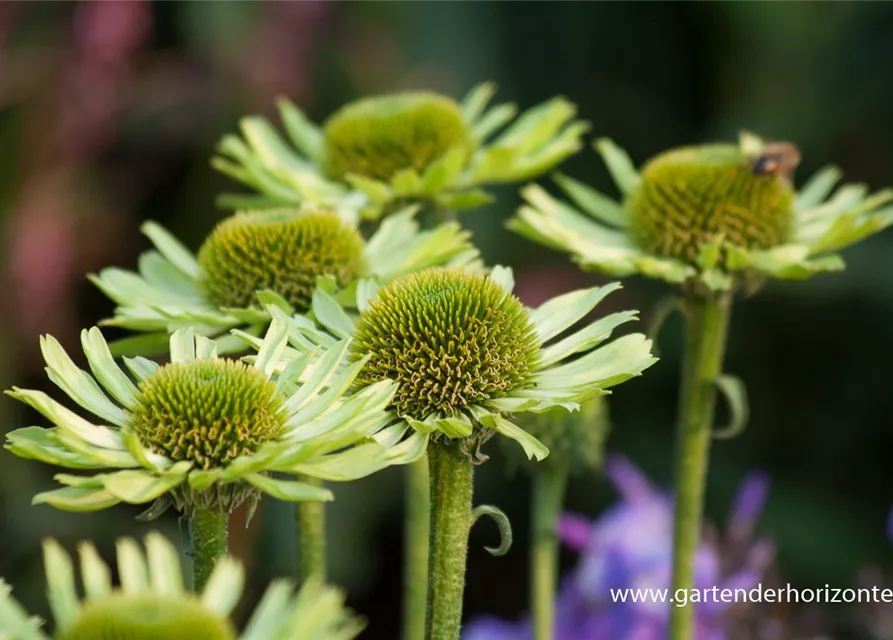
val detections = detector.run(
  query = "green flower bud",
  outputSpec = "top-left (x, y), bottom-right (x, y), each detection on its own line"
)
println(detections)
top-left (351, 269), bottom-right (540, 419)
top-left (197, 209), bottom-right (365, 310)
top-left (322, 92), bottom-right (470, 182)
top-left (60, 594), bottom-right (236, 640)
top-left (130, 359), bottom-right (285, 470)
top-left (626, 144), bottom-right (796, 262)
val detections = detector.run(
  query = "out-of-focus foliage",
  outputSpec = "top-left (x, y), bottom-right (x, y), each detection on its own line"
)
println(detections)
top-left (1, 3), bottom-right (893, 639)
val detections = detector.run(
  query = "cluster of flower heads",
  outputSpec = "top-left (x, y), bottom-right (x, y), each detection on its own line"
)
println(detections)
top-left (509, 133), bottom-right (893, 294)
top-left (212, 83), bottom-right (589, 219)
top-left (465, 457), bottom-right (776, 640)
top-left (92, 205), bottom-right (481, 356)
top-left (254, 267), bottom-right (656, 463)
top-left (0, 533), bottom-right (363, 640)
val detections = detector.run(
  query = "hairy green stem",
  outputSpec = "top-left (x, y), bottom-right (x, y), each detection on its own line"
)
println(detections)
top-left (531, 463), bottom-right (568, 640)
top-left (426, 443), bottom-right (474, 640)
top-left (297, 475), bottom-right (326, 582)
top-left (669, 293), bottom-right (732, 640)
top-left (190, 508), bottom-right (228, 592)
top-left (403, 454), bottom-right (431, 640)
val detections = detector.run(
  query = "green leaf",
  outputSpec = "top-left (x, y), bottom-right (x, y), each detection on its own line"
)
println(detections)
top-left (712, 374), bottom-right (750, 440)
top-left (33, 486), bottom-right (121, 512)
top-left (594, 137), bottom-right (641, 195)
top-left (244, 473), bottom-right (333, 502)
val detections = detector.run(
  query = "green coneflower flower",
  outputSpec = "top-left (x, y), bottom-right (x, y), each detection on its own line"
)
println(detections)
top-left (91, 206), bottom-right (480, 356)
top-left (0, 533), bottom-right (364, 640)
top-left (4, 321), bottom-right (399, 516)
top-left (509, 133), bottom-right (893, 293)
top-left (211, 82), bottom-right (589, 219)
top-left (263, 266), bottom-right (656, 465)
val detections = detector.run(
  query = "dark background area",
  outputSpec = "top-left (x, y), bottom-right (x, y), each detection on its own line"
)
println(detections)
top-left (1, 2), bottom-right (892, 637)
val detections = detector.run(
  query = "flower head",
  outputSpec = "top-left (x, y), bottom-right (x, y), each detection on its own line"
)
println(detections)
top-left (212, 83), bottom-right (589, 219)
top-left (91, 206), bottom-right (480, 356)
top-left (197, 209), bottom-right (365, 310)
top-left (4, 322), bottom-right (399, 517)
top-left (509, 134), bottom-right (893, 294)
top-left (265, 267), bottom-right (656, 463)
top-left (0, 533), bottom-right (363, 640)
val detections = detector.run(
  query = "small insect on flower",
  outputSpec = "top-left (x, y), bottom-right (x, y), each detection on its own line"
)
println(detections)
top-left (750, 142), bottom-right (801, 177)
top-left (4, 322), bottom-right (401, 519)
top-left (0, 533), bottom-right (364, 640)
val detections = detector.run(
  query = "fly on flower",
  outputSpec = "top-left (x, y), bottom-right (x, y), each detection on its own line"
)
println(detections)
top-left (250, 267), bottom-right (657, 464)
top-left (4, 321), bottom-right (400, 520)
top-left (212, 82), bottom-right (589, 220)
top-left (509, 132), bottom-right (893, 294)
top-left (0, 532), bottom-right (364, 640)
top-left (90, 205), bottom-right (480, 356)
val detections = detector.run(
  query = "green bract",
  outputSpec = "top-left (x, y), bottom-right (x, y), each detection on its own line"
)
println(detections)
top-left (211, 82), bottom-right (589, 219)
top-left (197, 209), bottom-right (365, 310)
top-left (91, 205), bottom-right (480, 356)
top-left (509, 133), bottom-right (893, 293)
top-left (0, 533), bottom-right (364, 640)
top-left (323, 92), bottom-right (470, 182)
top-left (4, 322), bottom-right (400, 517)
top-left (253, 267), bottom-right (657, 463)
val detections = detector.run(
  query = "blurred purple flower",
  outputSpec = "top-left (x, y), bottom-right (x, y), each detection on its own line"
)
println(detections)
top-left (464, 456), bottom-right (773, 640)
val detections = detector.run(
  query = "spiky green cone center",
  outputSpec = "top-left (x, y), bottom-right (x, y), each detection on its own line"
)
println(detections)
top-left (626, 144), bottom-right (795, 262)
top-left (60, 594), bottom-right (236, 640)
top-left (129, 359), bottom-right (285, 469)
top-left (197, 210), bottom-right (366, 311)
top-left (323, 92), bottom-right (470, 182)
top-left (351, 269), bottom-right (541, 419)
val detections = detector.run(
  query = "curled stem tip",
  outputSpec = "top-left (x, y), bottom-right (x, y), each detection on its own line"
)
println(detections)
top-left (472, 504), bottom-right (513, 557)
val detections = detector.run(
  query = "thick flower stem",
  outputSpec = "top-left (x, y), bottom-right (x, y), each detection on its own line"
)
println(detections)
top-left (297, 475), bottom-right (326, 582)
top-left (426, 442), bottom-right (474, 640)
top-left (190, 508), bottom-right (228, 592)
top-left (531, 463), bottom-right (569, 640)
top-left (403, 454), bottom-right (431, 640)
top-left (669, 293), bottom-right (732, 640)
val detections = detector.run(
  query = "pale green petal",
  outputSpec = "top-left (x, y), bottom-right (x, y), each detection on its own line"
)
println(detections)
top-left (460, 82), bottom-right (497, 124)
top-left (145, 533), bottom-right (184, 596)
top-left (385, 431), bottom-right (429, 465)
top-left (7, 388), bottom-right (125, 450)
top-left (471, 103), bottom-right (517, 143)
top-left (141, 221), bottom-right (201, 280)
top-left (594, 137), bottom-right (641, 195)
top-left (200, 557), bottom-right (244, 616)
top-left (529, 282), bottom-right (623, 342)
top-left (40, 335), bottom-right (128, 427)
top-left (554, 171), bottom-right (628, 228)
top-left (372, 422), bottom-right (409, 448)
top-left (42, 540), bottom-right (79, 631)
top-left (33, 487), bottom-right (121, 512)
top-left (169, 327), bottom-right (196, 364)
top-left (255, 319), bottom-right (290, 378)
top-left (286, 443), bottom-right (391, 481)
top-left (5, 427), bottom-right (112, 469)
top-left (77, 542), bottom-right (112, 599)
top-left (0, 580), bottom-right (48, 640)
top-left (80, 328), bottom-right (139, 409)
top-left (479, 413), bottom-right (549, 461)
top-left (187, 468), bottom-right (222, 491)
top-left (101, 463), bottom-right (191, 504)
top-left (241, 581), bottom-right (295, 640)
top-left (121, 430), bottom-right (173, 473)
top-left (795, 165), bottom-right (842, 212)
top-left (115, 538), bottom-right (149, 593)
top-left (391, 168), bottom-right (424, 196)
top-left (137, 251), bottom-right (203, 300)
top-left (728, 244), bottom-right (845, 279)
top-left (311, 289), bottom-right (354, 339)
top-left (282, 340), bottom-right (352, 417)
top-left (436, 189), bottom-right (494, 210)
top-left (489, 265), bottom-right (514, 294)
top-left (535, 333), bottom-right (656, 391)
top-left (539, 310), bottom-right (639, 367)
top-left (421, 147), bottom-right (466, 193)
top-left (244, 473), bottom-right (333, 502)
top-left (194, 334), bottom-right (219, 360)
top-left (345, 173), bottom-right (392, 204)
top-left (277, 98), bottom-right (323, 162)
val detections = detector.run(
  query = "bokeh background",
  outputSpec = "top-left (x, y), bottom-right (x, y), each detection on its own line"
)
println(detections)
top-left (1, 2), bottom-right (892, 638)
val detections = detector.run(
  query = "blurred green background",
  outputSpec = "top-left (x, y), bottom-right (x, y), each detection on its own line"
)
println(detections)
top-left (1, 1), bottom-right (892, 637)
